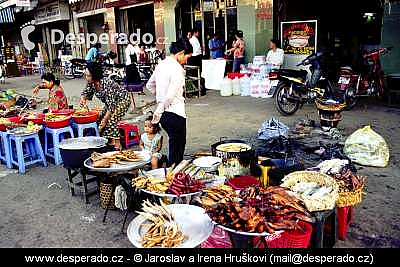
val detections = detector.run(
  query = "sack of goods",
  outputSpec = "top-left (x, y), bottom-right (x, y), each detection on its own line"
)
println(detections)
top-left (343, 125), bottom-right (389, 167)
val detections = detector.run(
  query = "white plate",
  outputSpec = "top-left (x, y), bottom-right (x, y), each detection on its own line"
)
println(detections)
top-left (83, 150), bottom-right (151, 173)
top-left (213, 221), bottom-right (284, 237)
top-left (127, 204), bottom-right (213, 248)
top-left (193, 156), bottom-right (222, 168)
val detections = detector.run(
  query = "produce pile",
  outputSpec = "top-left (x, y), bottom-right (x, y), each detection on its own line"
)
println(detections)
top-left (137, 200), bottom-right (185, 248)
top-left (45, 113), bottom-right (69, 121)
top-left (74, 105), bottom-right (90, 115)
top-left (90, 150), bottom-right (142, 168)
top-left (205, 186), bottom-right (312, 234)
top-left (315, 159), bottom-right (366, 192)
top-left (199, 184), bottom-right (238, 207)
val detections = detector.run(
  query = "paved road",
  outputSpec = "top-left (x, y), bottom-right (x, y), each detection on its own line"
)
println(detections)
top-left (0, 74), bottom-right (399, 248)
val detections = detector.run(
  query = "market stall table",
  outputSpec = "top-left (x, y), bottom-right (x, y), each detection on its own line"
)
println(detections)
top-left (84, 150), bottom-right (151, 224)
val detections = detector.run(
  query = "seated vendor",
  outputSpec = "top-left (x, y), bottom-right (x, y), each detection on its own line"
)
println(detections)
top-left (80, 63), bottom-right (131, 151)
top-left (32, 72), bottom-right (68, 112)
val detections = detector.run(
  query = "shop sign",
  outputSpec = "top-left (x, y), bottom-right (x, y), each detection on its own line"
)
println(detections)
top-left (281, 20), bottom-right (317, 55)
top-left (34, 0), bottom-right (70, 25)
top-left (16, 0), bottom-right (30, 7)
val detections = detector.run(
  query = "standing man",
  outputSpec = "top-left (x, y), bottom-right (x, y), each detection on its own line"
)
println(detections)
top-left (188, 28), bottom-right (206, 95)
top-left (208, 32), bottom-right (225, 59)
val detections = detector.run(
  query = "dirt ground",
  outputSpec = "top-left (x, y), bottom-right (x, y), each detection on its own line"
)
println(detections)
top-left (0, 78), bottom-right (399, 248)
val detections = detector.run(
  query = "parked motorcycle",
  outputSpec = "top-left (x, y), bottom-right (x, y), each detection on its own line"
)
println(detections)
top-left (63, 58), bottom-right (86, 79)
top-left (337, 46), bottom-right (392, 109)
top-left (269, 51), bottom-right (338, 116)
top-left (105, 63), bottom-right (126, 84)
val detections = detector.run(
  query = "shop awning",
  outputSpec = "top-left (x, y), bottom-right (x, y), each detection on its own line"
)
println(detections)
top-left (77, 0), bottom-right (104, 13)
top-left (104, 0), bottom-right (153, 8)
top-left (0, 6), bottom-right (15, 23)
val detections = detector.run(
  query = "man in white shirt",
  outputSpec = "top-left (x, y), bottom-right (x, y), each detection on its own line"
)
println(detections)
top-left (266, 38), bottom-right (284, 69)
top-left (188, 29), bottom-right (206, 95)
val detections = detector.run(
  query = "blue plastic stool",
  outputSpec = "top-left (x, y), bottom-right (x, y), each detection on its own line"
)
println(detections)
top-left (8, 132), bottom-right (47, 174)
top-left (44, 126), bottom-right (74, 165)
top-left (0, 131), bottom-right (12, 168)
top-left (71, 122), bottom-right (99, 137)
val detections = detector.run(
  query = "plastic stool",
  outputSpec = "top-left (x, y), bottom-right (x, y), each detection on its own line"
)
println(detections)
top-left (311, 209), bottom-right (338, 248)
top-left (44, 126), bottom-right (74, 165)
top-left (117, 121), bottom-right (140, 149)
top-left (8, 132), bottom-right (47, 174)
top-left (71, 122), bottom-right (99, 137)
top-left (0, 131), bottom-right (11, 168)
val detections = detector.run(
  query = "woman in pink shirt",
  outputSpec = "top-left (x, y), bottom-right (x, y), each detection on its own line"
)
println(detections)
top-left (226, 30), bottom-right (245, 72)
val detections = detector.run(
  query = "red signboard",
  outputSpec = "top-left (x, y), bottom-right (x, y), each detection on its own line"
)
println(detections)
top-left (281, 20), bottom-right (317, 55)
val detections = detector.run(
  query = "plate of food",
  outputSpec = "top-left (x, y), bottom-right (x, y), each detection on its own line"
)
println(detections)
top-left (127, 201), bottom-right (213, 248)
top-left (84, 150), bottom-right (151, 172)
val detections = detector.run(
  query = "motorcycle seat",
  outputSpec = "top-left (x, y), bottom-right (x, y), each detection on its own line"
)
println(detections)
top-left (70, 58), bottom-right (86, 65)
top-left (340, 66), bottom-right (353, 73)
top-left (278, 69), bottom-right (308, 80)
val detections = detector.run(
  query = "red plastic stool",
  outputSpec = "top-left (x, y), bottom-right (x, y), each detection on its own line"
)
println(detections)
top-left (337, 206), bottom-right (354, 240)
top-left (117, 121), bottom-right (140, 149)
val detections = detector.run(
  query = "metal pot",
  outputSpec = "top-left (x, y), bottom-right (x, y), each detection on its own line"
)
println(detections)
top-left (59, 137), bottom-right (108, 169)
top-left (210, 137), bottom-right (255, 167)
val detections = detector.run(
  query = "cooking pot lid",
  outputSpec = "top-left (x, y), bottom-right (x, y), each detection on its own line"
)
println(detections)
top-left (216, 143), bottom-right (251, 152)
top-left (59, 137), bottom-right (108, 150)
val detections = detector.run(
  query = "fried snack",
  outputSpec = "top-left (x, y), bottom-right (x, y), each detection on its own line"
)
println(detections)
top-left (138, 200), bottom-right (185, 248)
top-left (200, 184), bottom-right (238, 207)
top-left (132, 176), bottom-right (170, 193)
top-left (90, 150), bottom-right (143, 168)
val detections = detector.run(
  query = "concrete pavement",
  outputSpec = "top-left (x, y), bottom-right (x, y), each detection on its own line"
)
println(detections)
top-left (0, 73), bottom-right (400, 248)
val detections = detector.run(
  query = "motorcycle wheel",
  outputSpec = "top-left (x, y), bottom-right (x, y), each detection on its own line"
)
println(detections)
top-left (274, 81), bottom-right (300, 116)
top-left (344, 85), bottom-right (358, 110)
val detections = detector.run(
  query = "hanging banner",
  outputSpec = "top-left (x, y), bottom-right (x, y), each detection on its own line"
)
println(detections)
top-left (281, 20), bottom-right (317, 55)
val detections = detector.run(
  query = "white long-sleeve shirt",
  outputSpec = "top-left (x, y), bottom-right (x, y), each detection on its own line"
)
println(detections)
top-left (266, 48), bottom-right (284, 68)
top-left (125, 44), bottom-right (140, 65)
top-left (146, 56), bottom-right (186, 119)
top-left (189, 36), bottom-right (202, 56)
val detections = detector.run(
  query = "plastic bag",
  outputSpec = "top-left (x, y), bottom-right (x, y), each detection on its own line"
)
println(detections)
top-left (258, 117), bottom-right (289, 140)
top-left (200, 227), bottom-right (232, 248)
top-left (343, 125), bottom-right (389, 167)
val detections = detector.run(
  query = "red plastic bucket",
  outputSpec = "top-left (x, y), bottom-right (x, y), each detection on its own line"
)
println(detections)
top-left (253, 221), bottom-right (313, 248)
top-left (337, 206), bottom-right (354, 240)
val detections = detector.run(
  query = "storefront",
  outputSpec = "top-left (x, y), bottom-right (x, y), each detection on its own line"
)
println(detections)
top-left (34, 0), bottom-right (71, 64)
top-left (175, 0), bottom-right (274, 64)
top-left (274, 0), bottom-right (384, 77)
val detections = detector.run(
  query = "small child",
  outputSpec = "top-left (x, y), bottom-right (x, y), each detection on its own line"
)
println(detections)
top-left (140, 115), bottom-right (164, 169)
top-left (138, 46), bottom-right (147, 64)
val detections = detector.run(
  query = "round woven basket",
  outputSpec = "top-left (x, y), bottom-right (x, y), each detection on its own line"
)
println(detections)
top-left (337, 187), bottom-right (364, 208)
top-left (281, 171), bottom-right (339, 212)
top-left (99, 182), bottom-right (116, 210)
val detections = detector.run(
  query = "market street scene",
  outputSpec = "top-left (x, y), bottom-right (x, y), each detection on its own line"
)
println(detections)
top-left (0, 0), bottom-right (399, 249)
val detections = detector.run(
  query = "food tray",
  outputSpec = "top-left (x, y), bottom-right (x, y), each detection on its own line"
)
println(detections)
top-left (281, 171), bottom-right (339, 212)
top-left (84, 150), bottom-right (151, 173)
top-left (127, 204), bottom-right (213, 248)
top-left (72, 111), bottom-right (98, 124)
top-left (44, 116), bottom-right (71, 128)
